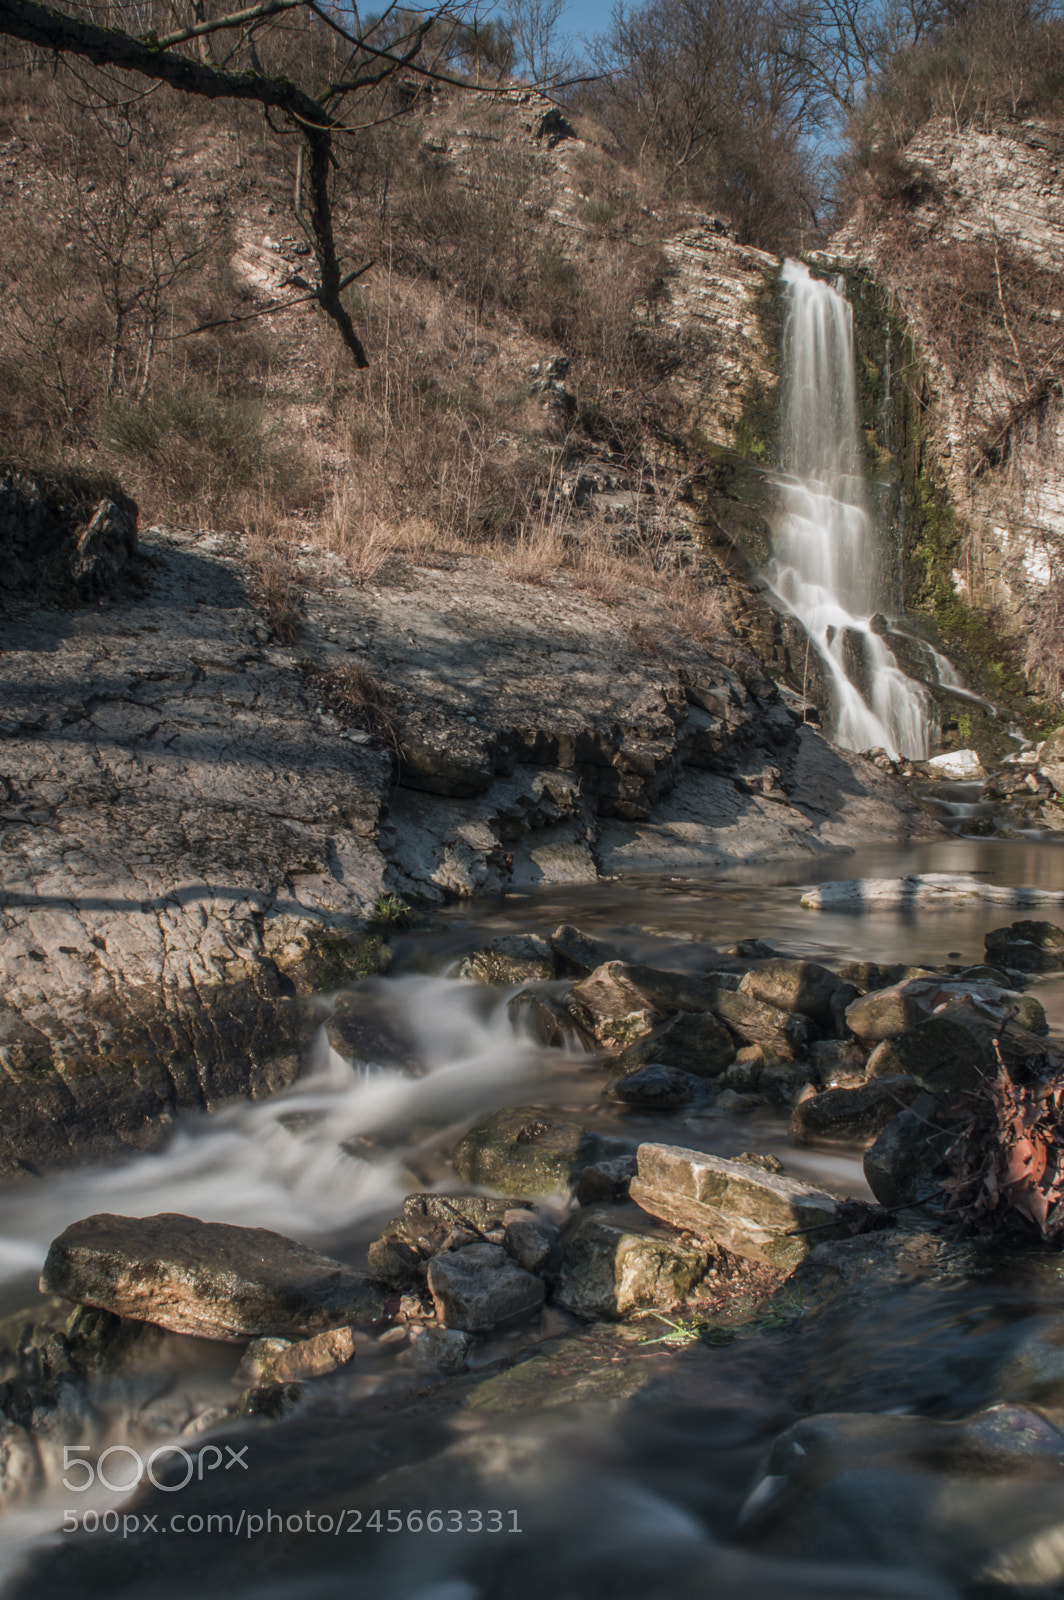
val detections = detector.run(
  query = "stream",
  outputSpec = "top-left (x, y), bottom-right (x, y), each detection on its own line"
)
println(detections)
top-left (7, 837), bottom-right (1064, 1597)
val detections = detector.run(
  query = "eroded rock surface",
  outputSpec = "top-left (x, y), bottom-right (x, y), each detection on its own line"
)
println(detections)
top-left (1, 523), bottom-right (938, 1172)
top-left (40, 1213), bottom-right (387, 1341)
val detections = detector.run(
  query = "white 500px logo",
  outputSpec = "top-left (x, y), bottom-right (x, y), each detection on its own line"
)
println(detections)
top-left (64, 1444), bottom-right (249, 1493)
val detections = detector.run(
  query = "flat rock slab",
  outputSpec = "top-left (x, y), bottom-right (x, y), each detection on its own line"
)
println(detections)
top-left (630, 1143), bottom-right (844, 1269)
top-left (802, 874), bottom-right (1064, 911)
top-left (40, 1213), bottom-right (387, 1341)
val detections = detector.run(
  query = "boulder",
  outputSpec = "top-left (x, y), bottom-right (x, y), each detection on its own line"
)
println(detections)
top-left (40, 1214), bottom-right (387, 1342)
top-left (811, 1038), bottom-right (868, 1086)
top-left (865, 1016), bottom-right (995, 1094)
top-left (507, 986), bottom-right (583, 1047)
top-left (605, 1064), bottom-right (711, 1108)
top-left (791, 1077), bottom-right (921, 1144)
top-left (630, 1143), bottom-right (844, 1268)
top-left (370, 1193), bottom-right (533, 1278)
top-left (758, 1060), bottom-right (813, 1103)
top-left (838, 961), bottom-right (907, 994)
top-left (451, 1107), bottom-right (619, 1195)
top-left (985, 922), bottom-right (1064, 974)
top-left (863, 1098), bottom-right (952, 1209)
top-left (553, 1213), bottom-right (712, 1320)
top-left (569, 962), bottom-right (722, 1047)
top-left (711, 988), bottom-right (811, 1058)
top-left (738, 959), bottom-right (848, 1028)
top-left (575, 1155), bottom-right (637, 1205)
top-left (844, 986), bottom-right (928, 1043)
top-left (549, 924), bottom-right (624, 977)
top-left (615, 1011), bottom-right (735, 1078)
top-left (456, 935), bottom-right (555, 986)
top-left (502, 1210), bottom-right (559, 1274)
top-left (724, 1044), bottom-right (766, 1091)
top-left (426, 1243), bottom-right (545, 1332)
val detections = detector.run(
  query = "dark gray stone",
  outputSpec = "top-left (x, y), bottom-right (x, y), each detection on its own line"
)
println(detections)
top-left (791, 1078), bottom-right (921, 1144)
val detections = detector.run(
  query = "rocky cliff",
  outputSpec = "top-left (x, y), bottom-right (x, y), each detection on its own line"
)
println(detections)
top-left (831, 115), bottom-right (1064, 681)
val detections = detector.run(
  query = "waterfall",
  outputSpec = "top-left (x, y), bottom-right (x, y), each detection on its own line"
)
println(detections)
top-left (765, 259), bottom-right (936, 760)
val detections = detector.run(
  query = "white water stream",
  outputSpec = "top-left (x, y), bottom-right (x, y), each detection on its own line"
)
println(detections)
top-left (766, 260), bottom-right (938, 760)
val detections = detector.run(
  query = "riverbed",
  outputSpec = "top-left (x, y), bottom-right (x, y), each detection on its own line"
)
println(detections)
top-left (6, 835), bottom-right (1064, 1599)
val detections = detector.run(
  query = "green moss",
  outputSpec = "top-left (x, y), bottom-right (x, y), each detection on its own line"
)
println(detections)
top-left (310, 930), bottom-right (387, 984)
top-left (732, 269), bottom-right (784, 465)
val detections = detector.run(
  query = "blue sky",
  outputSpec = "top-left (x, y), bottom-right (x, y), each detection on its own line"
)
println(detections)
top-left (554, 0), bottom-right (614, 48)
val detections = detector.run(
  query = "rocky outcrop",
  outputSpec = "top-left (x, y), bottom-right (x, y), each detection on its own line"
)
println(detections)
top-left (830, 117), bottom-right (1064, 651)
top-left (0, 522), bottom-right (939, 1173)
top-left (0, 466), bottom-right (138, 602)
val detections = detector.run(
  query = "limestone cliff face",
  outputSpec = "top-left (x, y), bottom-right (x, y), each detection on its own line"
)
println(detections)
top-left (831, 116), bottom-right (1064, 646)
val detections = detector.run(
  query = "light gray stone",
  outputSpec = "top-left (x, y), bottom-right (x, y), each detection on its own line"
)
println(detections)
top-left (554, 1213), bottom-right (712, 1320)
top-left (630, 1142), bottom-right (844, 1268)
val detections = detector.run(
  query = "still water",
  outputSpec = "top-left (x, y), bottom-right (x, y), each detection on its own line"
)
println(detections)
top-left (7, 837), bottom-right (1064, 1599)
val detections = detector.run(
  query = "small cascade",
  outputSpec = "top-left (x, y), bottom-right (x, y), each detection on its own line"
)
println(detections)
top-left (765, 260), bottom-right (938, 760)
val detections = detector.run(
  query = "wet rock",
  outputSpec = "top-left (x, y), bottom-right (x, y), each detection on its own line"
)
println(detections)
top-left (630, 1142), bottom-right (844, 1268)
top-left (506, 985), bottom-right (581, 1047)
top-left (233, 1337), bottom-right (292, 1387)
top-left (366, 1235), bottom-right (423, 1289)
top-left (64, 1305), bottom-right (166, 1371)
top-left (455, 934), bottom-right (555, 986)
top-left (553, 1213), bottom-right (712, 1320)
top-left (408, 1325), bottom-right (473, 1374)
top-left (738, 959), bottom-right (849, 1029)
top-left (711, 988), bottom-right (811, 1058)
top-left (605, 1064), bottom-right (711, 1108)
top-left (451, 1107), bottom-right (620, 1196)
top-left (791, 1077), bottom-right (921, 1144)
top-left (1009, 995), bottom-right (1050, 1035)
top-left (844, 986), bottom-right (928, 1043)
top-left (985, 920), bottom-right (1064, 974)
top-left (426, 1243), bottom-right (545, 1332)
top-left (724, 1044), bottom-right (766, 1090)
top-left (865, 1016), bottom-right (996, 1093)
top-left (711, 1087), bottom-right (767, 1112)
top-left (41, 1213), bottom-right (387, 1341)
top-left (575, 1154), bottom-right (638, 1205)
top-left (371, 1193), bottom-right (533, 1277)
top-left (811, 1038), bottom-right (868, 1086)
top-left (502, 1210), bottom-right (559, 1274)
top-left (838, 961), bottom-right (908, 994)
top-left (271, 1325), bottom-right (357, 1382)
top-left (758, 1060), bottom-right (811, 1104)
top-left (863, 1098), bottom-right (952, 1209)
top-left (615, 1010), bottom-right (735, 1078)
top-left (569, 961), bottom-right (720, 1047)
top-left (549, 924), bottom-right (623, 977)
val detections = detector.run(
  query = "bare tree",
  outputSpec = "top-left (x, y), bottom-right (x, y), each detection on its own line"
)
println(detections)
top-left (0, 0), bottom-right (519, 366)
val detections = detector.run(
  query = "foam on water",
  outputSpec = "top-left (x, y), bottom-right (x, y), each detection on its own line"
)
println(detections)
top-left (0, 975), bottom-right (546, 1282)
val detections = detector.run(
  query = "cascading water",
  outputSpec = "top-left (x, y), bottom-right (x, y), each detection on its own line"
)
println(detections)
top-left (766, 259), bottom-right (937, 760)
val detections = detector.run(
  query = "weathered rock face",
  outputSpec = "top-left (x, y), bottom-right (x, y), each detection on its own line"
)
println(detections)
top-left (831, 117), bottom-right (1064, 650)
top-left (0, 517), bottom-right (939, 1174)
top-left (554, 1213), bottom-right (712, 1320)
top-left (450, 1107), bottom-right (619, 1196)
top-left (739, 959), bottom-right (849, 1029)
top-left (630, 1143), bottom-right (844, 1268)
top-left (615, 1010), bottom-right (735, 1078)
top-left (40, 1213), bottom-right (387, 1341)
